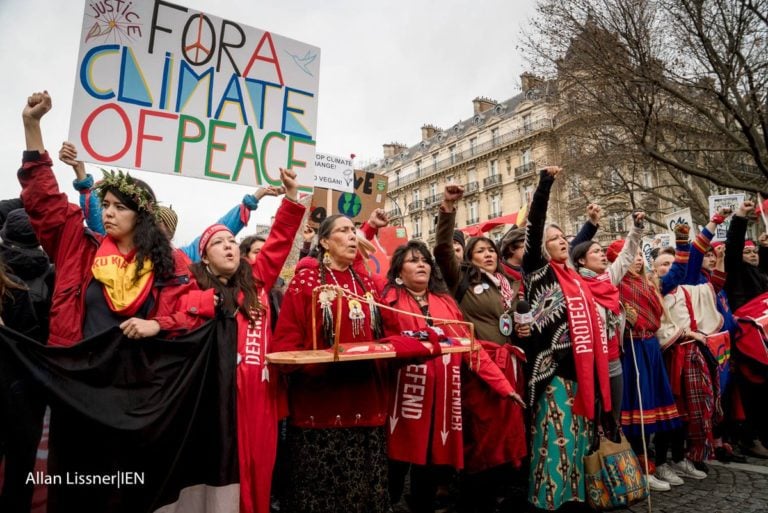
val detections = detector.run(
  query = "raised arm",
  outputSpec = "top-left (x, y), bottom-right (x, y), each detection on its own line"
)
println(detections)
top-left (725, 201), bottom-right (752, 274)
top-left (180, 186), bottom-right (281, 262)
top-left (608, 212), bottom-right (644, 285)
top-left (60, 141), bottom-right (105, 234)
top-left (659, 225), bottom-right (691, 295)
top-left (685, 209), bottom-right (728, 285)
top-left (252, 169), bottom-right (305, 292)
top-left (434, 185), bottom-right (464, 291)
top-left (571, 203), bottom-right (601, 248)
top-left (523, 167), bottom-right (559, 273)
top-left (19, 91), bottom-right (90, 264)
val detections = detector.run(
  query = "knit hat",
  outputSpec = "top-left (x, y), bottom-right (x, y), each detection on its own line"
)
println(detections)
top-left (606, 239), bottom-right (625, 263)
top-left (156, 206), bottom-right (178, 238)
top-left (745, 240), bottom-right (756, 248)
top-left (199, 223), bottom-right (233, 257)
top-left (453, 230), bottom-right (466, 248)
top-left (0, 209), bottom-right (39, 248)
top-left (709, 241), bottom-right (723, 252)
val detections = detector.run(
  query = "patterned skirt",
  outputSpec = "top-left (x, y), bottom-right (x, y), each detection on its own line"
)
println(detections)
top-left (620, 336), bottom-right (681, 437)
top-left (528, 376), bottom-right (592, 511)
top-left (283, 426), bottom-right (389, 513)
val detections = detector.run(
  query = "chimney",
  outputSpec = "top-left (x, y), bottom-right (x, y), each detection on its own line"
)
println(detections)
top-left (421, 124), bottom-right (439, 140)
top-left (472, 96), bottom-right (496, 114)
top-left (521, 72), bottom-right (543, 93)
top-left (382, 142), bottom-right (407, 158)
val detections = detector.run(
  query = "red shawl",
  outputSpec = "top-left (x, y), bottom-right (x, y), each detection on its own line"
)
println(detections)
top-left (619, 271), bottom-right (663, 332)
top-left (550, 261), bottom-right (612, 418)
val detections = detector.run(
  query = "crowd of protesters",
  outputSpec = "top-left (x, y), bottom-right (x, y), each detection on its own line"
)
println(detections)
top-left (2, 90), bottom-right (768, 513)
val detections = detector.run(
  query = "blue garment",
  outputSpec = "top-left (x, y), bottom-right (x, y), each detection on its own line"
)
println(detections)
top-left (73, 174), bottom-right (104, 234)
top-left (620, 336), bottom-right (682, 437)
top-left (659, 240), bottom-right (688, 295)
top-left (73, 174), bottom-right (258, 263)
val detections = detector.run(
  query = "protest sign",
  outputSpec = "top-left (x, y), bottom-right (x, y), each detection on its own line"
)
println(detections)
top-left (709, 194), bottom-right (745, 241)
top-left (314, 153), bottom-right (354, 192)
top-left (310, 171), bottom-right (389, 225)
top-left (641, 233), bottom-right (672, 266)
top-left (69, 0), bottom-right (320, 191)
top-left (663, 208), bottom-right (694, 236)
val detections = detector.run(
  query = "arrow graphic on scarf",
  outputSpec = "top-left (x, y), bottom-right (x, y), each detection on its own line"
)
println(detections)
top-left (389, 369), bottom-right (401, 433)
top-left (440, 354), bottom-right (451, 445)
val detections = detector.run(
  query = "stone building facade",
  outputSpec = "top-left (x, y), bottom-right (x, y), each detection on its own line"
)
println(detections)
top-left (367, 74), bottom-right (574, 246)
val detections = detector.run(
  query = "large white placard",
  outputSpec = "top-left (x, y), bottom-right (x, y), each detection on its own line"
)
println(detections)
top-left (69, 0), bottom-right (321, 191)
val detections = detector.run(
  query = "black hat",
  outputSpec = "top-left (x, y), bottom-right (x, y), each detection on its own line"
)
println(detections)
top-left (0, 209), bottom-right (39, 248)
top-left (453, 230), bottom-right (466, 248)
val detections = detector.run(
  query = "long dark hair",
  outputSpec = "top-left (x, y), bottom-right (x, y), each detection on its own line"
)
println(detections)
top-left (0, 257), bottom-right (24, 317)
top-left (385, 241), bottom-right (448, 295)
top-left (239, 235), bottom-right (266, 257)
top-left (190, 260), bottom-right (265, 321)
top-left (101, 181), bottom-right (175, 282)
top-left (463, 236), bottom-right (512, 284)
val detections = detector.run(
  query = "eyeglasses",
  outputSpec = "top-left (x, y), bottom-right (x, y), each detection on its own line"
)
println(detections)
top-left (743, 248), bottom-right (758, 254)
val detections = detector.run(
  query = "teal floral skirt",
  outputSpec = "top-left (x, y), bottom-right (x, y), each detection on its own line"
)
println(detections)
top-left (528, 376), bottom-right (592, 511)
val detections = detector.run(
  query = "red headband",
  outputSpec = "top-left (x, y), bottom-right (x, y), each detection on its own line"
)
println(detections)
top-left (199, 224), bottom-right (233, 257)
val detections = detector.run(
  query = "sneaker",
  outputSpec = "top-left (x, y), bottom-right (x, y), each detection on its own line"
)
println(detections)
top-left (692, 460), bottom-right (709, 474)
top-left (655, 463), bottom-right (685, 486)
top-left (741, 440), bottom-right (768, 459)
top-left (646, 474), bottom-right (671, 492)
top-left (671, 458), bottom-right (707, 480)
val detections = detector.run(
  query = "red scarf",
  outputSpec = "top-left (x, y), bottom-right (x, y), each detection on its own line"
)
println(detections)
top-left (581, 271), bottom-right (620, 315)
top-left (235, 287), bottom-right (285, 513)
top-left (550, 261), bottom-right (612, 418)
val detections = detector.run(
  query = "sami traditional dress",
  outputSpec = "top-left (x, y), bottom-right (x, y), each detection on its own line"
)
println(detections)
top-left (618, 272), bottom-right (682, 437)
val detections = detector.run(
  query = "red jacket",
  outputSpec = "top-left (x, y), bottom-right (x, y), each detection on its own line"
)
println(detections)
top-left (18, 151), bottom-right (197, 346)
top-left (178, 198), bottom-right (305, 513)
top-left (273, 265), bottom-right (402, 428)
top-left (383, 287), bottom-right (516, 469)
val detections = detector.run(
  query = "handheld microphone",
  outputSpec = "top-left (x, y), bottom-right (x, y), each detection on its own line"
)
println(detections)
top-left (514, 300), bottom-right (533, 325)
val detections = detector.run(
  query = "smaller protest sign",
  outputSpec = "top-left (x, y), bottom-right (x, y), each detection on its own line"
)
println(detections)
top-left (663, 208), bottom-right (694, 236)
top-left (310, 171), bottom-right (389, 225)
top-left (709, 194), bottom-right (745, 241)
top-left (314, 153), bottom-right (354, 192)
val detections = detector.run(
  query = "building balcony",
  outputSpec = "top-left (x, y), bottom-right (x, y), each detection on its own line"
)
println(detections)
top-left (408, 200), bottom-right (423, 213)
top-left (425, 194), bottom-right (442, 207)
top-left (387, 208), bottom-right (402, 219)
top-left (515, 161), bottom-right (536, 179)
top-left (465, 182), bottom-right (480, 195)
top-left (466, 217), bottom-right (480, 225)
top-left (385, 118), bottom-right (554, 192)
top-left (483, 174), bottom-right (503, 189)
top-left (488, 212), bottom-right (502, 220)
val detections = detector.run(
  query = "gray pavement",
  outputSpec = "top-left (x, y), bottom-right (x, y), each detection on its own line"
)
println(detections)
top-left (627, 460), bottom-right (768, 513)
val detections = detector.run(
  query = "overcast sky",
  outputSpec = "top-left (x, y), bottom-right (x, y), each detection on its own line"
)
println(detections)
top-left (0, 0), bottom-right (537, 243)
